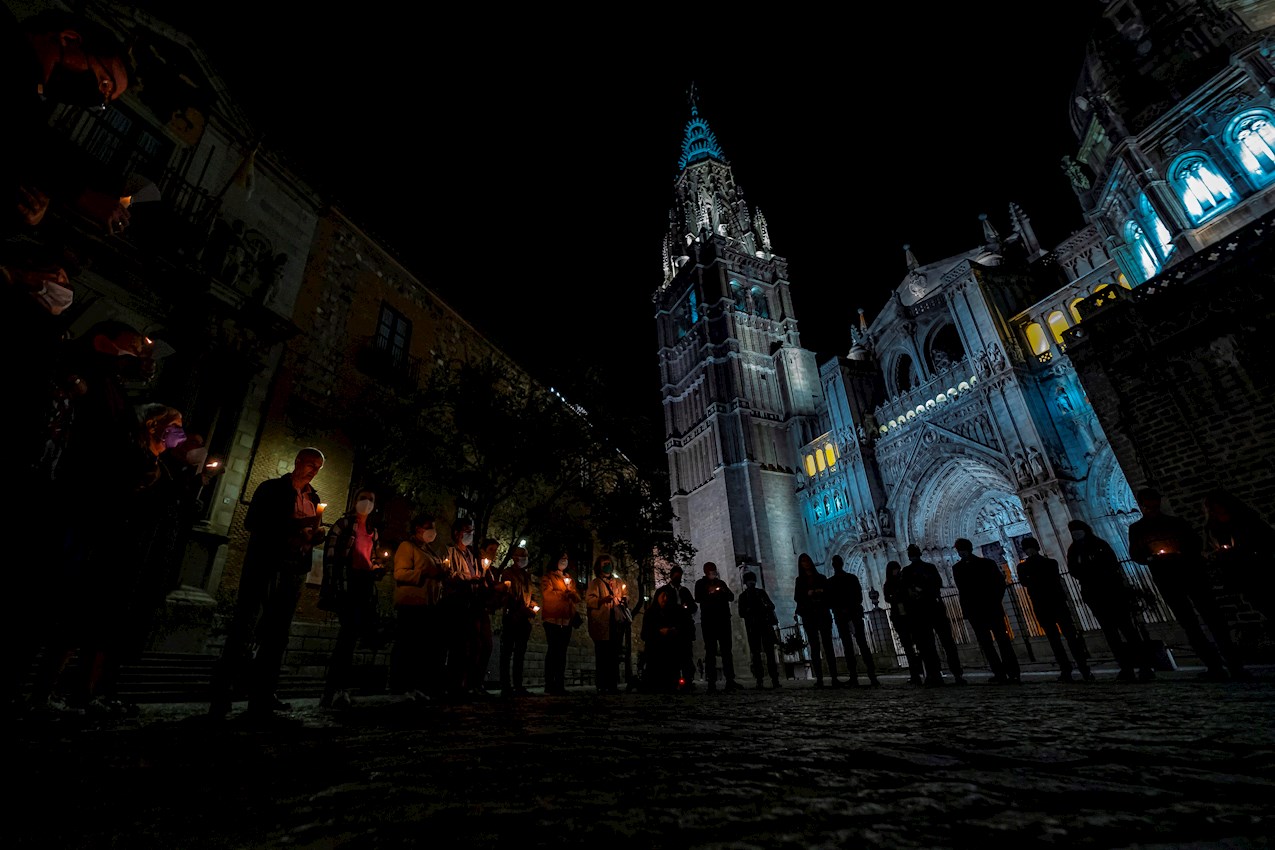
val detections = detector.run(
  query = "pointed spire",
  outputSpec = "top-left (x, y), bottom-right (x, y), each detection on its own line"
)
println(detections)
top-left (904, 244), bottom-right (919, 272)
top-left (848, 308), bottom-right (871, 360)
top-left (678, 83), bottom-right (726, 171)
top-left (980, 213), bottom-right (1000, 245)
top-left (1009, 202), bottom-right (1042, 257)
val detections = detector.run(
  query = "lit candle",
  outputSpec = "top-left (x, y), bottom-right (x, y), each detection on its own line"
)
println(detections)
top-left (533, 604), bottom-right (541, 613)
top-left (120, 195), bottom-right (133, 208)
top-left (622, 583), bottom-right (627, 592)
top-left (317, 503), bottom-right (326, 521)
top-left (482, 558), bottom-right (490, 570)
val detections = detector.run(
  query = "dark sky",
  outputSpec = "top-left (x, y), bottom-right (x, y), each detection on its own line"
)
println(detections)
top-left (159, 3), bottom-right (1106, 458)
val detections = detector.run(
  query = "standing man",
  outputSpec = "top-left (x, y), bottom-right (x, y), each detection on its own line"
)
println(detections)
top-left (1129, 488), bottom-right (1249, 682)
top-left (498, 545), bottom-right (536, 697)
top-left (1018, 537), bottom-right (1092, 682)
top-left (659, 566), bottom-right (698, 691)
top-left (694, 562), bottom-right (740, 692)
top-left (209, 447), bottom-right (325, 722)
top-left (1066, 519), bottom-right (1154, 683)
top-left (901, 544), bottom-right (966, 687)
top-left (737, 571), bottom-right (782, 689)
top-left (827, 555), bottom-right (881, 687)
top-left (953, 538), bottom-right (1021, 684)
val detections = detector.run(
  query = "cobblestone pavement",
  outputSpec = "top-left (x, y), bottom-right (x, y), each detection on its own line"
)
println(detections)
top-left (11, 665), bottom-right (1275, 850)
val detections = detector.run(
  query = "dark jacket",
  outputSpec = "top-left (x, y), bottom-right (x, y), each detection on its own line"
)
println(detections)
top-left (694, 575), bottom-right (735, 624)
top-left (793, 571), bottom-right (831, 621)
top-left (953, 554), bottom-right (1007, 620)
top-left (1066, 529), bottom-right (1128, 603)
top-left (320, 513), bottom-right (381, 611)
top-left (1017, 553), bottom-right (1067, 614)
top-left (827, 571), bottom-right (865, 618)
top-left (243, 474), bottom-right (322, 575)
top-left (737, 586), bottom-right (778, 629)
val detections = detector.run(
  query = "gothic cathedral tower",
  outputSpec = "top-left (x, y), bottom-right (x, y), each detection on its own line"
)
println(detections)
top-left (653, 96), bottom-right (822, 622)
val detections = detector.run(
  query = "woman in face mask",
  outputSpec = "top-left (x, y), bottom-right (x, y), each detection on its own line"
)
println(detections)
top-left (319, 489), bottom-right (383, 710)
top-left (539, 552), bottom-right (581, 696)
top-left (390, 514), bottom-right (446, 702)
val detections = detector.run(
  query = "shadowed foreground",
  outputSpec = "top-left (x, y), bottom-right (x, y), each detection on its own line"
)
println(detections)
top-left (11, 668), bottom-right (1275, 850)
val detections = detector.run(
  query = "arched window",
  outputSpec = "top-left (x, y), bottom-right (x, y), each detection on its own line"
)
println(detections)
top-left (1025, 322), bottom-right (1050, 355)
top-left (1230, 111), bottom-right (1275, 185)
top-left (804, 454), bottom-right (816, 477)
top-left (1125, 219), bottom-right (1161, 281)
top-left (1046, 310), bottom-right (1070, 343)
top-left (1172, 155), bottom-right (1235, 223)
top-left (928, 324), bottom-right (965, 373)
top-left (729, 280), bottom-right (746, 311)
top-left (689, 290), bottom-right (699, 324)
top-left (750, 286), bottom-right (770, 318)
top-left (815, 450), bottom-right (826, 472)
top-left (1068, 298), bottom-right (1085, 323)
top-left (893, 353), bottom-right (916, 394)
top-left (823, 444), bottom-right (836, 469)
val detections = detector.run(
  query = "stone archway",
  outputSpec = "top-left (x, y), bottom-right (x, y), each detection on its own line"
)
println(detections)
top-left (896, 450), bottom-right (1026, 572)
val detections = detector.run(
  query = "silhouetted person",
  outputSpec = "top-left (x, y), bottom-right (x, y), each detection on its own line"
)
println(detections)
top-left (1018, 537), bottom-right (1092, 682)
top-left (902, 544), bottom-right (966, 686)
top-left (694, 561), bottom-right (740, 692)
top-left (641, 585), bottom-right (692, 694)
top-left (1065, 519), bottom-right (1154, 683)
top-left (498, 545), bottom-right (536, 697)
top-left (737, 571), bottom-right (781, 689)
top-left (1129, 488), bottom-right (1249, 681)
top-left (794, 553), bottom-right (841, 688)
top-left (318, 488), bottom-right (385, 711)
top-left (209, 448), bottom-right (325, 722)
top-left (953, 538), bottom-right (1020, 684)
top-left (659, 566), bottom-right (698, 691)
top-left (1203, 489), bottom-right (1275, 631)
top-left (882, 560), bottom-right (923, 685)
top-left (827, 554), bottom-right (880, 687)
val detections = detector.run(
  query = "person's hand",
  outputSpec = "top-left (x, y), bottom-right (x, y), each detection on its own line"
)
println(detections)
top-left (73, 189), bottom-right (131, 236)
top-left (15, 185), bottom-right (50, 227)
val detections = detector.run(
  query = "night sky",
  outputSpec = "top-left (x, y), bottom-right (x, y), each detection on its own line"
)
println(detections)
top-left (157, 3), bottom-right (1106, 455)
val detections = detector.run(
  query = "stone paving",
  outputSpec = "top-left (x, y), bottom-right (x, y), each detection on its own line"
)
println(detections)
top-left (10, 665), bottom-right (1275, 850)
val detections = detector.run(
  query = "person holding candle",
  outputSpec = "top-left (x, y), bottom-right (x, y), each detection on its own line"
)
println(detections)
top-left (658, 565), bottom-right (699, 691)
top-left (540, 551), bottom-right (581, 695)
top-left (694, 562), bottom-right (740, 692)
top-left (442, 516), bottom-right (488, 699)
top-left (209, 447), bottom-right (325, 722)
top-left (498, 546), bottom-right (536, 697)
top-left (640, 585), bottom-right (690, 693)
top-left (318, 489), bottom-right (385, 710)
top-left (1203, 489), bottom-right (1275, 630)
top-left (390, 514), bottom-right (446, 702)
top-left (473, 537), bottom-right (503, 696)
top-left (1129, 488), bottom-right (1250, 681)
top-left (586, 555), bottom-right (625, 695)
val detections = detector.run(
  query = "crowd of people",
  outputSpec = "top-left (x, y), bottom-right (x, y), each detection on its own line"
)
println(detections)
top-left (4, 8), bottom-right (232, 720)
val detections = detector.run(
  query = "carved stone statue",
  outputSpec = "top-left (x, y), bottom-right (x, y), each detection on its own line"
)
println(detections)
top-left (1029, 446), bottom-right (1049, 479)
top-left (1013, 452), bottom-right (1033, 487)
top-left (878, 508), bottom-right (892, 536)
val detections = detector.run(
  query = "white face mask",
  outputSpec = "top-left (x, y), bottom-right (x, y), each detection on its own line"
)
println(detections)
top-left (355, 499), bottom-right (374, 516)
top-left (461, 531), bottom-right (474, 546)
top-left (515, 557), bottom-right (528, 568)
top-left (32, 280), bottom-right (74, 315)
top-left (421, 529), bottom-right (437, 544)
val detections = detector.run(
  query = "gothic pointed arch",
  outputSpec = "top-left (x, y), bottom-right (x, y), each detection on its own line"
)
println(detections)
top-left (894, 446), bottom-right (1024, 556)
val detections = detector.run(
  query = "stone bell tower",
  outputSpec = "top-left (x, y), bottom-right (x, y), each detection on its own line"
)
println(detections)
top-left (653, 92), bottom-right (821, 625)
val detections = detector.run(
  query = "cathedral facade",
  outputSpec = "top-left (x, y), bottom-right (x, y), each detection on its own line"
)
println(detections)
top-left (655, 1), bottom-right (1275, 656)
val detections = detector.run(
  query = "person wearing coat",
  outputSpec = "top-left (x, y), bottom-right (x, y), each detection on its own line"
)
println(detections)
top-left (319, 488), bottom-right (385, 710)
top-left (586, 555), bottom-right (624, 695)
top-left (793, 553), bottom-right (842, 688)
top-left (1066, 519), bottom-right (1154, 683)
top-left (540, 552), bottom-right (581, 696)
top-left (952, 538), bottom-right (1020, 684)
top-left (390, 514), bottom-right (446, 701)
